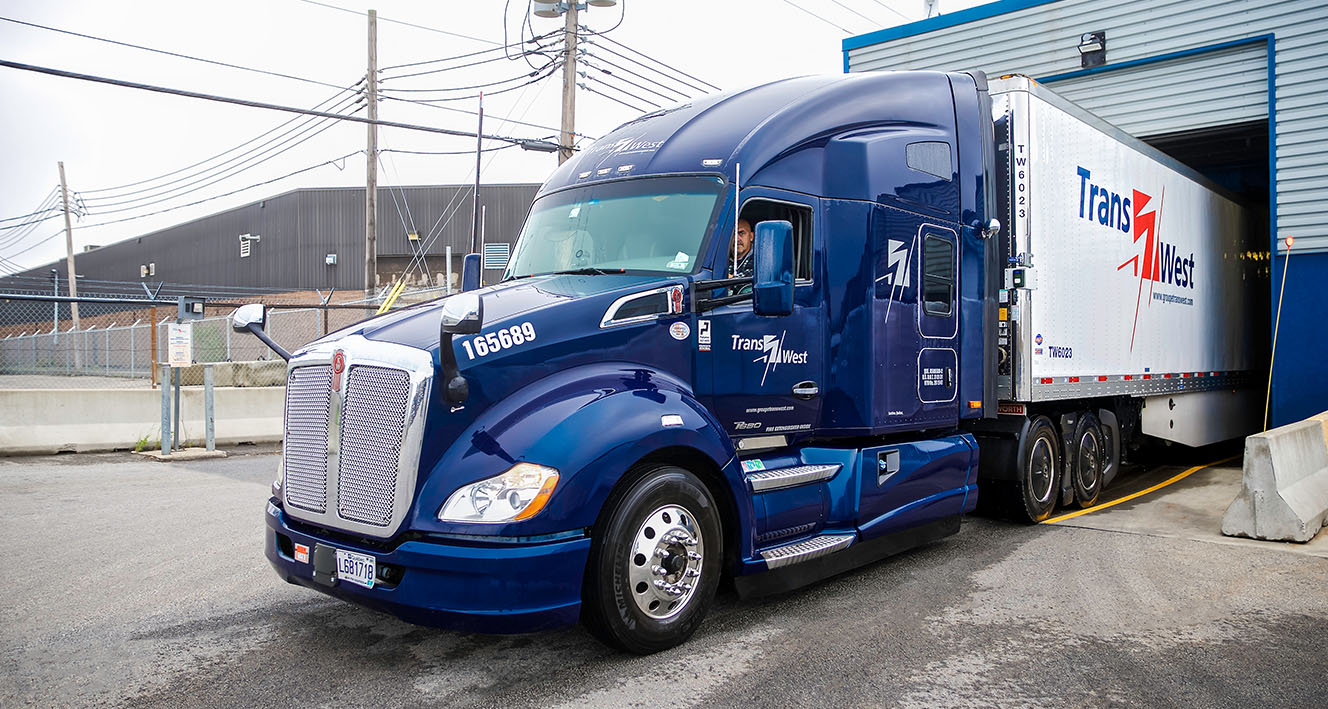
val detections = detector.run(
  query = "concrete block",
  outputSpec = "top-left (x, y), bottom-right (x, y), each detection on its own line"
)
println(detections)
top-left (1221, 411), bottom-right (1328, 543)
top-left (154, 360), bottom-right (287, 387)
top-left (0, 387), bottom-right (285, 455)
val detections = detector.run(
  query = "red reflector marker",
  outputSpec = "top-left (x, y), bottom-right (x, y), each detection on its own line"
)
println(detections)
top-left (1098, 376), bottom-right (1108, 382)
top-left (1143, 374), bottom-right (1152, 379)
top-left (1124, 375), bottom-right (1133, 381)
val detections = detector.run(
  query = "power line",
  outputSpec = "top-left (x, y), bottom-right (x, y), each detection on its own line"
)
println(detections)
top-left (385, 61), bottom-right (560, 103)
top-left (83, 102), bottom-right (363, 216)
top-left (381, 63), bottom-right (556, 94)
top-left (295, 0), bottom-right (503, 47)
top-left (379, 41), bottom-right (561, 83)
top-left (0, 59), bottom-right (548, 146)
top-left (72, 150), bottom-right (363, 231)
top-left (867, 0), bottom-right (912, 22)
top-left (596, 35), bottom-right (720, 91)
top-left (581, 51), bottom-right (693, 100)
top-left (77, 86), bottom-right (361, 196)
top-left (580, 82), bottom-right (650, 113)
top-left (380, 145), bottom-right (520, 156)
top-left (0, 15), bottom-right (352, 92)
top-left (778, 0), bottom-right (853, 34)
top-left (82, 93), bottom-right (363, 208)
top-left (581, 38), bottom-right (712, 96)
top-left (0, 228), bottom-right (64, 263)
top-left (378, 92), bottom-right (578, 138)
top-left (828, 0), bottom-right (886, 28)
top-left (381, 29), bottom-right (561, 72)
top-left (584, 75), bottom-right (661, 110)
top-left (581, 56), bottom-right (687, 104)
top-left (0, 186), bottom-right (59, 225)
top-left (383, 61), bottom-right (563, 104)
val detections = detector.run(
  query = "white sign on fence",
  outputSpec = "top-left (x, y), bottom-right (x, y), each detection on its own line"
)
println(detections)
top-left (167, 323), bottom-right (193, 367)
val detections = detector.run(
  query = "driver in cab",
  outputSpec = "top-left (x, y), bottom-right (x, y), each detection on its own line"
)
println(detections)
top-left (728, 218), bottom-right (753, 279)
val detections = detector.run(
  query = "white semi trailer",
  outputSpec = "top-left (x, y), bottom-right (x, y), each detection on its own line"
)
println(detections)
top-left (975, 76), bottom-right (1258, 521)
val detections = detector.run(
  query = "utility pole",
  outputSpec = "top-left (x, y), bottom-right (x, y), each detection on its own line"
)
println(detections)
top-left (471, 93), bottom-right (483, 256)
top-left (559, 2), bottom-right (578, 164)
top-left (58, 161), bottom-right (81, 369)
top-left (364, 9), bottom-right (378, 297)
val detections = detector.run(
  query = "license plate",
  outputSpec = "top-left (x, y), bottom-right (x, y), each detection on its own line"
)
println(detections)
top-left (334, 549), bottom-right (376, 589)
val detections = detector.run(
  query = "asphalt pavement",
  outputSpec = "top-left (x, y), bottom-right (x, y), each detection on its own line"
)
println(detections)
top-left (1, 445), bottom-right (1324, 707)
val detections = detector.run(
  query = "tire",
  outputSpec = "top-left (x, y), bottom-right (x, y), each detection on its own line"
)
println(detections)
top-left (1071, 413), bottom-right (1105, 509)
top-left (583, 465), bottom-right (723, 654)
top-left (1015, 416), bottom-right (1061, 523)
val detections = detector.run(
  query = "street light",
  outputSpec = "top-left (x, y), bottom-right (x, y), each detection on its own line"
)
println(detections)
top-left (530, 1), bottom-right (619, 163)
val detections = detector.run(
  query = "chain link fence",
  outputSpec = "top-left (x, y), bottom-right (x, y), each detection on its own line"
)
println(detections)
top-left (0, 284), bottom-right (452, 388)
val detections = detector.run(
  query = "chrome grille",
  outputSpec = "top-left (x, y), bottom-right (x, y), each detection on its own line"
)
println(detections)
top-left (283, 365), bottom-right (332, 513)
top-left (336, 365), bottom-right (411, 526)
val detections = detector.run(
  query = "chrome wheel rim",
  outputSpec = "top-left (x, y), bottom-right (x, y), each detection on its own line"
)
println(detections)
top-left (627, 504), bottom-right (703, 620)
top-left (1029, 437), bottom-right (1056, 504)
top-left (1077, 430), bottom-right (1101, 493)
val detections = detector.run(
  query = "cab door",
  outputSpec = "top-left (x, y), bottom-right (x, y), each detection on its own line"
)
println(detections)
top-left (698, 193), bottom-right (823, 442)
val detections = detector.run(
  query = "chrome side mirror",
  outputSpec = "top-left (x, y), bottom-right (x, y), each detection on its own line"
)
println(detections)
top-left (230, 303), bottom-right (291, 361)
top-left (439, 293), bottom-right (485, 404)
top-left (440, 293), bottom-right (484, 335)
top-left (231, 303), bottom-right (267, 332)
top-left (981, 218), bottom-right (1001, 240)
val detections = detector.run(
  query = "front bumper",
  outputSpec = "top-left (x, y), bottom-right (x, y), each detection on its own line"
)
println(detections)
top-left (265, 500), bottom-right (591, 634)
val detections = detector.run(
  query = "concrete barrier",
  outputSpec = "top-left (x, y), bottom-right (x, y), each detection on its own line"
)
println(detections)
top-left (0, 387), bottom-right (285, 455)
top-left (1221, 411), bottom-right (1328, 543)
top-left (152, 360), bottom-right (288, 387)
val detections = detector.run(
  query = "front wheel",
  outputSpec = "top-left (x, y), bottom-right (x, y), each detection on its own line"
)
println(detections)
top-left (583, 465), bottom-right (723, 654)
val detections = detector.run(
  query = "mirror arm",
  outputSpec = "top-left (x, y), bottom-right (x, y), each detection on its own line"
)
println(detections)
top-left (246, 323), bottom-right (291, 361)
top-left (696, 292), bottom-right (752, 313)
top-left (692, 275), bottom-right (755, 312)
top-left (437, 331), bottom-right (470, 404)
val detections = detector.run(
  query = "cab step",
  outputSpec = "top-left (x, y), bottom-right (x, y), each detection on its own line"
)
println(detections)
top-left (745, 463), bottom-right (841, 492)
top-left (758, 533), bottom-right (855, 569)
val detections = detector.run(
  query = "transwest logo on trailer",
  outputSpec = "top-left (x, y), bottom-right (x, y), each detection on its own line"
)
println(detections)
top-left (1076, 167), bottom-right (1196, 350)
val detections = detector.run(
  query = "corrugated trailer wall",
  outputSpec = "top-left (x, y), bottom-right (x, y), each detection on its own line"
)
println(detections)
top-left (843, 0), bottom-right (1328, 426)
top-left (0, 184), bottom-right (539, 294)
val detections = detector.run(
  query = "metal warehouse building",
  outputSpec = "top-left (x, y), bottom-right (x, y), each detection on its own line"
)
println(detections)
top-left (1, 183), bottom-right (540, 295)
top-left (844, 0), bottom-right (1328, 426)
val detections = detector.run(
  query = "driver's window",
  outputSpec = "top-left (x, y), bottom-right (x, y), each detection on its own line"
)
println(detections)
top-left (728, 200), bottom-right (813, 283)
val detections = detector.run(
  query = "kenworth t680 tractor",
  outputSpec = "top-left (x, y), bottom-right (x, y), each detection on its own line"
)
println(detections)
top-left (240, 72), bottom-right (1254, 653)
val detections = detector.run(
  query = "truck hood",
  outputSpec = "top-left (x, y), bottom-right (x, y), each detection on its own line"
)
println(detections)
top-left (303, 273), bottom-right (669, 354)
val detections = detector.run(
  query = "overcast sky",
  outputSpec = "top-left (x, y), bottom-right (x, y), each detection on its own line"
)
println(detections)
top-left (0, 0), bottom-right (984, 273)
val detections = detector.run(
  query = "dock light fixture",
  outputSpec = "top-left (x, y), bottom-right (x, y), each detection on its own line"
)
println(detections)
top-left (1078, 31), bottom-right (1107, 68)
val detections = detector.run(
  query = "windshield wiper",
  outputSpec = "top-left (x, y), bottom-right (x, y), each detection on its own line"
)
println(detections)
top-left (549, 267), bottom-right (626, 276)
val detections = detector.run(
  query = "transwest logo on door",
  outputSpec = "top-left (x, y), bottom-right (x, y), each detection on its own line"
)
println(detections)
top-left (731, 331), bottom-right (808, 385)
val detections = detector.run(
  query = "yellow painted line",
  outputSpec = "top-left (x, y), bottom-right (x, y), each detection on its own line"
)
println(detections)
top-left (1043, 455), bottom-right (1238, 524)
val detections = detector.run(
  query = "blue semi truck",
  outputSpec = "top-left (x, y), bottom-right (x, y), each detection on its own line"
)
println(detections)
top-left (239, 72), bottom-right (1254, 653)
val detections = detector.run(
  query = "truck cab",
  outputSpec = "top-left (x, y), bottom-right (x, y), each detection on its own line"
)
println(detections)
top-left (257, 71), bottom-right (996, 653)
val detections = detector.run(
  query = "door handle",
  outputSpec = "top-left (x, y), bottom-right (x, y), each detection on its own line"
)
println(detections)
top-left (793, 381), bottom-right (819, 400)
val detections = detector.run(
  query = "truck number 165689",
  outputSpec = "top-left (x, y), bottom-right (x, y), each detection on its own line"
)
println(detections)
top-left (461, 322), bottom-right (537, 360)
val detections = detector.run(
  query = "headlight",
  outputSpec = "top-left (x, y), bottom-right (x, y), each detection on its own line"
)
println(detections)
top-left (438, 463), bottom-right (560, 523)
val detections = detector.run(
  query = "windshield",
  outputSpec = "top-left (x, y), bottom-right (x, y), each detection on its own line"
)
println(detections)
top-left (505, 175), bottom-right (725, 278)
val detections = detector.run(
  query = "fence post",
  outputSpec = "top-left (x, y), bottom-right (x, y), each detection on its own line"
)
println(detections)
top-left (105, 326), bottom-right (111, 375)
top-left (150, 307), bottom-right (158, 388)
top-left (204, 364), bottom-right (215, 452)
top-left (226, 321), bottom-right (231, 362)
top-left (160, 365), bottom-right (171, 455)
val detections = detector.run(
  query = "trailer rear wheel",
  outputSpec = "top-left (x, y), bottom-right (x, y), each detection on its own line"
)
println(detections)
top-left (1017, 416), bottom-right (1060, 523)
top-left (1071, 413), bottom-right (1104, 508)
top-left (583, 465), bottom-right (722, 654)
